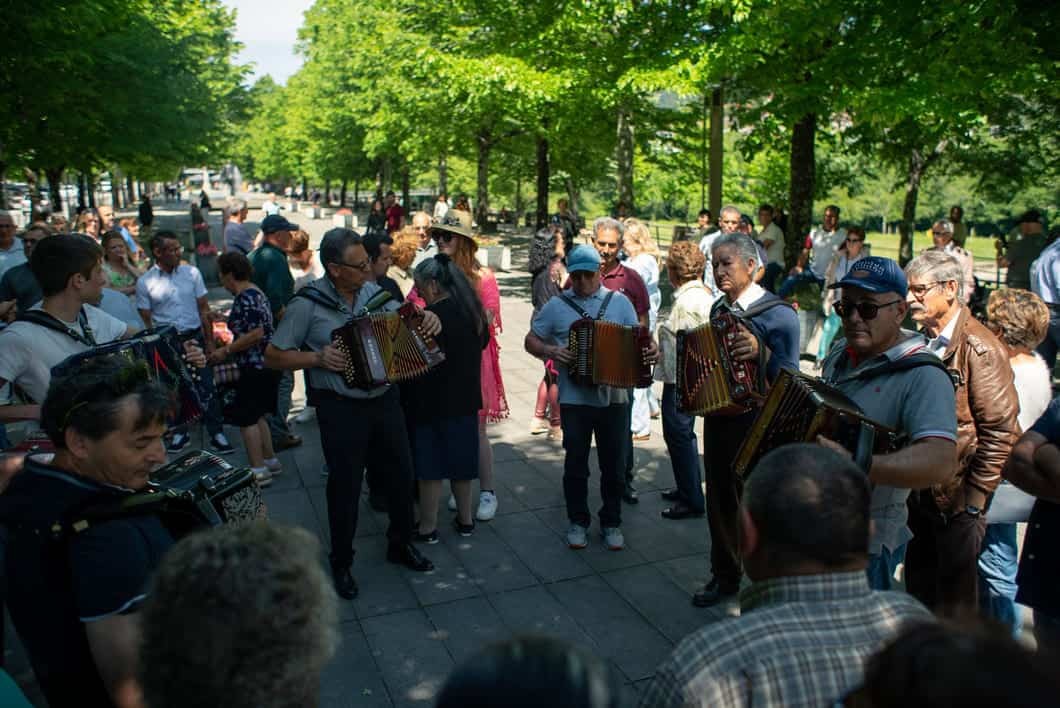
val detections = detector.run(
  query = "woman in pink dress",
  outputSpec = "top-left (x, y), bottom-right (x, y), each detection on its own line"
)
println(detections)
top-left (407, 211), bottom-right (508, 521)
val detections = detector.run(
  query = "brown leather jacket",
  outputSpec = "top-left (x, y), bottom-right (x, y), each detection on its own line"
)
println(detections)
top-left (932, 306), bottom-right (1020, 512)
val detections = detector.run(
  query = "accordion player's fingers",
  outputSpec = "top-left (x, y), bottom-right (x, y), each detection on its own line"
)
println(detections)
top-left (419, 309), bottom-right (443, 337)
top-left (319, 343), bottom-right (348, 372)
top-left (816, 434), bottom-right (853, 459)
top-left (730, 325), bottom-right (760, 361)
top-left (181, 340), bottom-right (207, 368)
top-left (551, 344), bottom-right (575, 365)
top-left (642, 339), bottom-right (660, 365)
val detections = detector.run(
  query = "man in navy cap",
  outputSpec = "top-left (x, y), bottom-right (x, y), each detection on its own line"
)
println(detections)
top-left (250, 213), bottom-right (301, 450)
top-left (818, 255), bottom-right (958, 590)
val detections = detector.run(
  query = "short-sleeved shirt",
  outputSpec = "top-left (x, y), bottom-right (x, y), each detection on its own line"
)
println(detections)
top-left (822, 332), bottom-right (958, 553)
top-left (0, 456), bottom-right (174, 707)
top-left (530, 285), bottom-right (638, 407)
top-left (600, 262), bottom-right (649, 317)
top-left (291, 256), bottom-right (325, 292)
top-left (270, 276), bottom-right (399, 400)
top-left (1017, 398), bottom-right (1060, 618)
top-left (248, 242), bottom-right (294, 317)
top-left (135, 264), bottom-right (207, 333)
top-left (0, 237), bottom-right (25, 281)
top-left (98, 288), bottom-right (144, 332)
top-left (0, 304), bottom-right (127, 402)
top-left (224, 221), bottom-right (254, 254)
top-left (228, 287), bottom-right (274, 368)
top-left (0, 262), bottom-right (42, 312)
top-left (760, 222), bottom-right (786, 265)
top-left (808, 227), bottom-right (847, 279)
top-left (412, 241), bottom-right (438, 269)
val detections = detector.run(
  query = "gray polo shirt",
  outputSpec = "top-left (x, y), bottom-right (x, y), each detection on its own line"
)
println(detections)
top-left (270, 276), bottom-right (398, 400)
top-left (821, 330), bottom-right (957, 554)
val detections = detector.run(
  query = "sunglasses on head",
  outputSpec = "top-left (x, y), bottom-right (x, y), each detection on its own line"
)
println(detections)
top-left (833, 299), bottom-right (902, 320)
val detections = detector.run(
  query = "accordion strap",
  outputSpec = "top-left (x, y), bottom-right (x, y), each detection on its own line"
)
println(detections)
top-left (292, 285), bottom-right (343, 312)
top-left (17, 307), bottom-right (97, 346)
top-left (560, 290), bottom-right (615, 321)
top-left (847, 351), bottom-right (957, 388)
top-left (359, 290), bottom-right (393, 315)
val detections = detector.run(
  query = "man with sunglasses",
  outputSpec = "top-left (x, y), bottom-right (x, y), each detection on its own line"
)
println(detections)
top-left (902, 250), bottom-right (1019, 616)
top-left (265, 228), bottom-right (441, 600)
top-left (818, 255), bottom-right (959, 592)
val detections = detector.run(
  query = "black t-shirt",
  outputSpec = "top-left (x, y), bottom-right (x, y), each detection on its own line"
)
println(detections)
top-left (0, 456), bottom-right (174, 707)
top-left (403, 297), bottom-right (487, 424)
top-left (1016, 397), bottom-right (1060, 618)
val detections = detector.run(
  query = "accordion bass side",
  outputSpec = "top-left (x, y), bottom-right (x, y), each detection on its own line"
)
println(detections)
top-left (676, 312), bottom-right (761, 416)
top-left (331, 303), bottom-right (445, 389)
top-left (567, 319), bottom-right (653, 388)
top-left (733, 369), bottom-right (901, 477)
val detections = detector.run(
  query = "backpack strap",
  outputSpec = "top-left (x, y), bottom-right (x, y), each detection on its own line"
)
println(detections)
top-left (851, 351), bottom-right (958, 389)
top-left (16, 307), bottom-right (96, 346)
top-left (737, 293), bottom-right (794, 320)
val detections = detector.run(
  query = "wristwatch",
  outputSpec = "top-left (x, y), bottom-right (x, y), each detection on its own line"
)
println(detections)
top-left (965, 504), bottom-right (982, 517)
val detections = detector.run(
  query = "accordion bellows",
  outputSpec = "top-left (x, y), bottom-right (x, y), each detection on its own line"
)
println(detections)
top-left (733, 369), bottom-right (900, 477)
top-left (331, 303), bottom-right (445, 389)
top-left (676, 312), bottom-right (761, 416)
top-left (567, 319), bottom-right (653, 389)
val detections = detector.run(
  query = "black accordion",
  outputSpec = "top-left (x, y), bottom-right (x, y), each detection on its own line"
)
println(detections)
top-left (733, 369), bottom-right (901, 478)
top-left (50, 326), bottom-right (208, 426)
top-left (331, 302), bottom-right (445, 389)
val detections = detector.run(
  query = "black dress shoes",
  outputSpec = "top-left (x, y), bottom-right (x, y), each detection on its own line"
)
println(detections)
top-left (331, 567), bottom-right (359, 600)
top-left (622, 482), bottom-right (639, 505)
top-left (387, 542), bottom-right (435, 572)
top-left (692, 579), bottom-right (739, 608)
top-left (661, 502), bottom-right (705, 520)
top-left (661, 488), bottom-right (682, 502)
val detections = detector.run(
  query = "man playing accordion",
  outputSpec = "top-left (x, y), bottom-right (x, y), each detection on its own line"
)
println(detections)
top-left (693, 232), bottom-right (800, 608)
top-left (525, 246), bottom-right (658, 552)
top-left (817, 256), bottom-right (958, 591)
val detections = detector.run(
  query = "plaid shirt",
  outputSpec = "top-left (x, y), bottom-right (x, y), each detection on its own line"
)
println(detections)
top-left (639, 572), bottom-right (932, 708)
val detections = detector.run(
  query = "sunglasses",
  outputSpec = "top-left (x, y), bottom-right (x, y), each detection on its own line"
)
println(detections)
top-left (432, 231), bottom-right (455, 243)
top-left (834, 299), bottom-right (903, 320)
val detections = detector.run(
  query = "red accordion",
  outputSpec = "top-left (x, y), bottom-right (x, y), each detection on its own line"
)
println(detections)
top-left (567, 319), bottom-right (653, 389)
top-left (676, 311), bottom-right (763, 416)
top-left (331, 303), bottom-right (445, 389)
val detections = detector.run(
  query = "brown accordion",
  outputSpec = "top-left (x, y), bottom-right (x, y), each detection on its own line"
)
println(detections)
top-left (567, 319), bottom-right (653, 388)
top-left (676, 312), bottom-right (762, 416)
top-left (331, 302), bottom-right (445, 389)
top-left (733, 368), bottom-right (900, 477)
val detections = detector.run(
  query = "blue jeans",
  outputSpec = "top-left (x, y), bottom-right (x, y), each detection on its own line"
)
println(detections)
top-left (817, 312), bottom-right (842, 361)
top-left (979, 523), bottom-right (1022, 636)
top-left (867, 543), bottom-right (906, 591)
top-left (661, 384), bottom-right (704, 513)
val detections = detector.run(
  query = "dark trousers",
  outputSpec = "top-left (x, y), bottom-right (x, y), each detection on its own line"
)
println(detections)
top-left (316, 388), bottom-right (414, 568)
top-left (762, 262), bottom-right (784, 294)
top-left (624, 394), bottom-right (635, 485)
top-left (906, 491), bottom-right (987, 616)
top-left (702, 412), bottom-right (756, 588)
top-left (661, 384), bottom-right (704, 512)
top-left (561, 403), bottom-right (628, 528)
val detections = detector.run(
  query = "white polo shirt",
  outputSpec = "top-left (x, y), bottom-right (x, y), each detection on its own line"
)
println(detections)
top-left (135, 264), bottom-right (207, 333)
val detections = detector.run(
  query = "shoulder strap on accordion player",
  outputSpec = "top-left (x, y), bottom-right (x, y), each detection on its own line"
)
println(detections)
top-left (17, 307), bottom-right (97, 346)
top-left (559, 290), bottom-right (615, 321)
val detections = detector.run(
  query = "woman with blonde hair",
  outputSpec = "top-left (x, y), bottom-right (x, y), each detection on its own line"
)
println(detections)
top-left (100, 230), bottom-right (141, 295)
top-left (388, 227), bottom-right (419, 297)
top-left (622, 218), bottom-right (662, 438)
top-left (75, 210), bottom-right (101, 241)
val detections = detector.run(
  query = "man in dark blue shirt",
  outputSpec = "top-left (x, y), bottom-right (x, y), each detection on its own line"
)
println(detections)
top-left (0, 357), bottom-right (173, 707)
top-left (1005, 396), bottom-right (1060, 655)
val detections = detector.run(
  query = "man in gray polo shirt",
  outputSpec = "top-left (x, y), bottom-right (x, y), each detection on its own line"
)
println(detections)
top-left (819, 256), bottom-right (958, 590)
top-left (265, 228), bottom-right (439, 600)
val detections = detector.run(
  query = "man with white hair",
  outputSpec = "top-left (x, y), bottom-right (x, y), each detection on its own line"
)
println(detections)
top-left (410, 211), bottom-right (437, 268)
top-left (925, 219), bottom-right (974, 304)
top-left (904, 250), bottom-right (1019, 616)
top-left (224, 198), bottom-right (253, 254)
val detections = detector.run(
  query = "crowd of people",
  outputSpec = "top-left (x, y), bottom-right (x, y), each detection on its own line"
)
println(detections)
top-left (0, 191), bottom-right (1057, 708)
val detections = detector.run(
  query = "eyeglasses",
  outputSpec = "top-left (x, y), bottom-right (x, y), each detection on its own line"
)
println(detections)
top-left (845, 238), bottom-right (864, 244)
top-left (907, 281), bottom-right (944, 299)
top-left (432, 231), bottom-right (455, 243)
top-left (834, 299), bottom-right (903, 320)
top-left (337, 259), bottom-right (370, 272)
top-left (931, 231), bottom-right (952, 237)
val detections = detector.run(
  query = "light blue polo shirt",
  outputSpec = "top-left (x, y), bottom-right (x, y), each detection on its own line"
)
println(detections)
top-left (531, 285), bottom-right (638, 408)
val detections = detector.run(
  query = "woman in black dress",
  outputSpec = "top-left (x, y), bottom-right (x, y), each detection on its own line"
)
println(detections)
top-left (406, 254), bottom-right (490, 541)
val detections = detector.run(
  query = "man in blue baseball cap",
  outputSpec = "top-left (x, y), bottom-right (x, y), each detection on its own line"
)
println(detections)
top-left (525, 245), bottom-right (659, 553)
top-left (818, 255), bottom-right (958, 591)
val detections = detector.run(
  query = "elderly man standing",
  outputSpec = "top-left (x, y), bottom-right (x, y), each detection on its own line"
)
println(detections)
top-left (0, 213), bottom-right (25, 282)
top-left (410, 211), bottom-right (436, 268)
top-left (819, 255), bottom-right (958, 590)
top-left (697, 205), bottom-right (741, 297)
top-left (904, 250), bottom-right (1020, 615)
top-left (642, 444), bottom-right (932, 708)
top-left (925, 219), bottom-right (974, 304)
top-left (224, 198), bottom-right (253, 254)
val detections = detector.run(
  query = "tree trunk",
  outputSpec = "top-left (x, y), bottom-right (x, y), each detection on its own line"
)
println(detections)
top-left (324, 178), bottom-right (331, 206)
top-left (110, 168), bottom-right (122, 209)
top-left (475, 132), bottom-right (491, 229)
top-left (615, 104), bottom-right (635, 213)
top-left (535, 134), bottom-right (549, 230)
top-left (565, 177), bottom-right (580, 221)
top-left (898, 142), bottom-right (947, 266)
top-left (340, 179), bottom-right (348, 206)
top-left (125, 175), bottom-right (135, 206)
top-left (46, 167), bottom-right (64, 212)
top-left (401, 166), bottom-right (410, 219)
top-left (708, 87), bottom-right (724, 218)
top-left (381, 157), bottom-right (392, 194)
top-left (787, 113), bottom-right (816, 270)
top-left (85, 174), bottom-right (96, 209)
top-left (301, 175), bottom-right (308, 200)
top-left (353, 178), bottom-right (360, 209)
top-left (0, 160), bottom-right (7, 210)
top-left (438, 153), bottom-right (448, 197)
top-left (374, 162), bottom-right (383, 200)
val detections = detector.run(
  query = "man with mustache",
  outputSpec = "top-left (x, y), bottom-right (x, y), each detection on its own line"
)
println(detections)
top-left (903, 250), bottom-right (1019, 615)
top-left (818, 255), bottom-right (959, 591)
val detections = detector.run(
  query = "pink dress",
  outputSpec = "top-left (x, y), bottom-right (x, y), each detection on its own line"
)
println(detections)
top-left (407, 268), bottom-right (509, 423)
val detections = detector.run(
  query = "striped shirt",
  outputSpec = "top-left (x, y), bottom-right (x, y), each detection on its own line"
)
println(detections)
top-left (640, 572), bottom-right (932, 708)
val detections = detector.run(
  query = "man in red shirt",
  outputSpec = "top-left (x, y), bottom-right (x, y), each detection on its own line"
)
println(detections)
top-left (384, 191), bottom-right (404, 234)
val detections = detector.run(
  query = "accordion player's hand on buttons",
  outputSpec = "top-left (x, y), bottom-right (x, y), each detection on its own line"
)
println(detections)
top-left (419, 309), bottom-right (442, 337)
top-left (642, 339), bottom-right (659, 366)
top-left (550, 344), bottom-right (575, 365)
top-left (730, 324), bottom-right (759, 362)
top-left (319, 343), bottom-right (348, 372)
top-left (182, 340), bottom-right (207, 368)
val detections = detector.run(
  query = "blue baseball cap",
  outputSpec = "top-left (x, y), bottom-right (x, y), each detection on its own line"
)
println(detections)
top-left (261, 213), bottom-right (299, 234)
top-left (827, 256), bottom-right (908, 297)
top-left (566, 245), bottom-right (601, 274)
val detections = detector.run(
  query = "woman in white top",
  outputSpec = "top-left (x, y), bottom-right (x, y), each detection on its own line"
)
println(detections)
top-left (623, 219), bottom-right (662, 438)
top-left (980, 288), bottom-right (1052, 636)
top-left (433, 193), bottom-right (449, 222)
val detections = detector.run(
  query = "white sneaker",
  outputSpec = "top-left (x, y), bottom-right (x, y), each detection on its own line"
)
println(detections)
top-left (602, 526), bottom-right (625, 551)
top-left (529, 416), bottom-right (550, 435)
top-left (264, 458), bottom-right (282, 474)
top-left (293, 407), bottom-right (316, 424)
top-left (252, 469), bottom-right (272, 487)
top-left (566, 524), bottom-right (588, 549)
top-left (447, 493), bottom-right (457, 512)
top-left (476, 491), bottom-right (498, 521)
